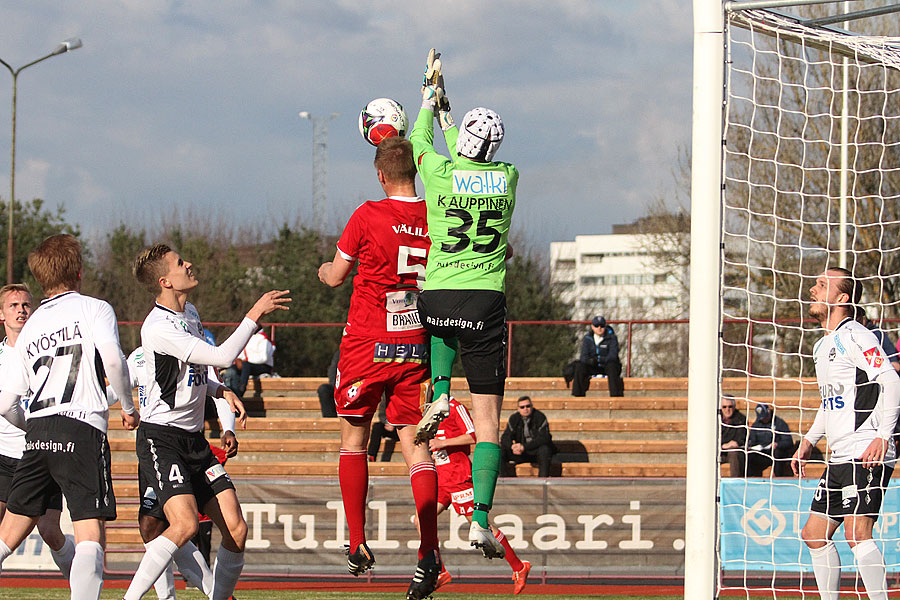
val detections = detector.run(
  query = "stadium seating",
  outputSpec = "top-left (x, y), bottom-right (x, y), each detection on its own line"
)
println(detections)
top-left (104, 375), bottom-right (824, 548)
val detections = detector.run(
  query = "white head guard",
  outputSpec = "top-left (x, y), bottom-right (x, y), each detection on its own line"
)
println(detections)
top-left (456, 107), bottom-right (504, 162)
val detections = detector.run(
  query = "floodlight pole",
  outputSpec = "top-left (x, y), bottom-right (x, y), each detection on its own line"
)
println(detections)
top-left (298, 111), bottom-right (339, 238)
top-left (0, 38), bottom-right (82, 284)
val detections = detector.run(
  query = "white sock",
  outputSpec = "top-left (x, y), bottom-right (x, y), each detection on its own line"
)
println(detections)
top-left (173, 540), bottom-right (213, 595)
top-left (50, 536), bottom-right (75, 580)
top-left (150, 553), bottom-right (176, 600)
top-left (123, 536), bottom-right (179, 600)
top-left (809, 541), bottom-right (841, 600)
top-left (852, 539), bottom-right (888, 600)
top-left (0, 539), bottom-right (12, 576)
top-left (69, 541), bottom-right (104, 600)
top-left (211, 545), bottom-right (244, 600)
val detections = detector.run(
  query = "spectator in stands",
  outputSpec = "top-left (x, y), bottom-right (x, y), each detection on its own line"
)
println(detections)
top-left (237, 330), bottom-right (276, 397)
top-left (719, 395), bottom-right (747, 477)
top-left (564, 316), bottom-right (624, 397)
top-left (316, 349), bottom-right (340, 418)
top-left (500, 396), bottom-right (557, 477)
top-left (864, 317), bottom-right (900, 372)
top-left (746, 403), bottom-right (793, 477)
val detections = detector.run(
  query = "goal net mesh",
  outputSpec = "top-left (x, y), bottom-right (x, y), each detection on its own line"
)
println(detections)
top-left (720, 7), bottom-right (900, 596)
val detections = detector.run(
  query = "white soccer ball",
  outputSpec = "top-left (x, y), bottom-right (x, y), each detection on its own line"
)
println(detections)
top-left (358, 98), bottom-right (408, 146)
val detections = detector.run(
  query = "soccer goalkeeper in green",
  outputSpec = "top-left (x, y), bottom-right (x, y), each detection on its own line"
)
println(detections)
top-left (409, 49), bottom-right (518, 560)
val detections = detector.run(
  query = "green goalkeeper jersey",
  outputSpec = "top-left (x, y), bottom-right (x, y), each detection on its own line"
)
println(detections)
top-left (410, 107), bottom-right (518, 293)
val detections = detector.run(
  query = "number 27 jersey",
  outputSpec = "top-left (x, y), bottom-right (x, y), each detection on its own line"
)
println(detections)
top-left (3, 291), bottom-right (122, 433)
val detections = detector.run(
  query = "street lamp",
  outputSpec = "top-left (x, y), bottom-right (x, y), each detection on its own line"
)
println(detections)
top-left (298, 111), bottom-right (339, 237)
top-left (0, 37), bottom-right (83, 284)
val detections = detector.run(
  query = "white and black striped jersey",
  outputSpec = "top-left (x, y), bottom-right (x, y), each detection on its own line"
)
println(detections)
top-left (1, 292), bottom-right (123, 433)
top-left (808, 317), bottom-right (900, 462)
top-left (139, 302), bottom-right (212, 432)
top-left (0, 340), bottom-right (25, 459)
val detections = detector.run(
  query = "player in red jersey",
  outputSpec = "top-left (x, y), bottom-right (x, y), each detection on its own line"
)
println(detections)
top-left (317, 135), bottom-right (440, 600)
top-left (420, 396), bottom-right (531, 594)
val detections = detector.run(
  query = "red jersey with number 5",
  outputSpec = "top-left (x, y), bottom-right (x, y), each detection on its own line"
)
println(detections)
top-left (336, 196), bottom-right (429, 338)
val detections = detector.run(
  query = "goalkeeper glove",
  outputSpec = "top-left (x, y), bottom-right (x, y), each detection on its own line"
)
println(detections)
top-left (422, 85), bottom-right (446, 111)
top-left (422, 48), bottom-right (442, 89)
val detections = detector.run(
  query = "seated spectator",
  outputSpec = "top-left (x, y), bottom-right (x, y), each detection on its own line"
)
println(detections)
top-left (367, 397), bottom-right (399, 462)
top-left (719, 395), bottom-right (747, 477)
top-left (746, 403), bottom-right (793, 477)
top-left (865, 317), bottom-right (900, 372)
top-left (501, 396), bottom-right (557, 477)
top-left (238, 330), bottom-right (276, 397)
top-left (564, 316), bottom-right (624, 397)
top-left (316, 349), bottom-right (340, 418)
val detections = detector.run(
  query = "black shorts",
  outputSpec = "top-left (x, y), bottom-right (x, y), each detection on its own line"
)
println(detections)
top-left (0, 454), bottom-right (63, 511)
top-left (6, 416), bottom-right (114, 521)
top-left (417, 289), bottom-right (507, 395)
top-left (809, 460), bottom-right (894, 521)
top-left (137, 422), bottom-right (234, 517)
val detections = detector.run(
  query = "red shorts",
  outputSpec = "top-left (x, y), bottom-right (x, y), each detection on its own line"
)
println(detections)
top-left (335, 334), bottom-right (428, 426)
top-left (437, 479), bottom-right (474, 517)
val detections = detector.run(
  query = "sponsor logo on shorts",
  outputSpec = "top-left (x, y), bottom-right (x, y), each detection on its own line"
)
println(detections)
top-left (205, 463), bottom-right (228, 483)
top-left (425, 315), bottom-right (485, 331)
top-left (373, 342), bottom-right (426, 364)
top-left (142, 486), bottom-right (158, 510)
top-left (841, 484), bottom-right (857, 508)
top-left (24, 440), bottom-right (75, 453)
top-left (451, 488), bottom-right (474, 505)
top-left (346, 380), bottom-right (362, 400)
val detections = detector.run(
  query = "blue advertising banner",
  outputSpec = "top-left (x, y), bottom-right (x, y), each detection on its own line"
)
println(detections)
top-left (720, 478), bottom-right (900, 572)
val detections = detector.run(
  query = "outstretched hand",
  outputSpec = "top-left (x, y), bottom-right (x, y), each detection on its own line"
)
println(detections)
top-left (247, 290), bottom-right (291, 323)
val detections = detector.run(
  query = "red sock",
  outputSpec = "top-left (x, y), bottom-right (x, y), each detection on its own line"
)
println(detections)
top-left (340, 449), bottom-right (369, 552)
top-left (495, 529), bottom-right (524, 571)
top-left (409, 461), bottom-right (439, 559)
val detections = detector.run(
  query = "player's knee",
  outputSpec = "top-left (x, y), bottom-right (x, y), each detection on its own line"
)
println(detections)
top-left (138, 515), bottom-right (167, 543)
top-left (36, 521), bottom-right (65, 550)
top-left (224, 517), bottom-right (248, 551)
top-left (800, 523), bottom-right (823, 548)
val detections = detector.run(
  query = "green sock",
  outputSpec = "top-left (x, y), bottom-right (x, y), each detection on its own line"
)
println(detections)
top-left (471, 442), bottom-right (501, 528)
top-left (430, 336), bottom-right (458, 400)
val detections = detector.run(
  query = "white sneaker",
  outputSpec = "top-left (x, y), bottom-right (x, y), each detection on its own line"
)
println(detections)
top-left (414, 393), bottom-right (450, 444)
top-left (468, 521), bottom-right (505, 559)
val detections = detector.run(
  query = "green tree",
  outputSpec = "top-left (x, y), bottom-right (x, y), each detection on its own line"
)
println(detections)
top-left (505, 246), bottom-right (576, 377)
top-left (255, 226), bottom-right (352, 376)
top-left (0, 198), bottom-right (80, 288)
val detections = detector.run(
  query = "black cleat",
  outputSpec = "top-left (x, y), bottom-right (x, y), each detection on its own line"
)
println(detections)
top-left (346, 542), bottom-right (375, 576)
top-left (406, 549), bottom-right (442, 600)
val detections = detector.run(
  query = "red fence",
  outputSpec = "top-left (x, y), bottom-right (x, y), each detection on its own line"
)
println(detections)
top-left (119, 318), bottom-right (695, 378)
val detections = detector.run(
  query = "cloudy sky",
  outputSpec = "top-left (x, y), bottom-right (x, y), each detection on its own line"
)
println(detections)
top-left (1, 1), bottom-right (693, 253)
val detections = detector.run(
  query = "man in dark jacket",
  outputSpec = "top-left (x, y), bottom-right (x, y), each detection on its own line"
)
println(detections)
top-left (500, 396), bottom-right (557, 477)
top-left (746, 403), bottom-right (793, 477)
top-left (565, 316), bottom-right (624, 397)
top-left (720, 395), bottom-right (747, 477)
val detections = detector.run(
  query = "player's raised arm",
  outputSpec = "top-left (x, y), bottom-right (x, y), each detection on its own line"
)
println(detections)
top-left (187, 290), bottom-right (290, 369)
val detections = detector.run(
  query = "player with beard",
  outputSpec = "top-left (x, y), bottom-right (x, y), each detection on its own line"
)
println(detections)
top-left (792, 267), bottom-right (900, 600)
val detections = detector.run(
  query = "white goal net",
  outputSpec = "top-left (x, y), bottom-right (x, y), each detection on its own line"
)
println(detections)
top-left (717, 5), bottom-right (900, 598)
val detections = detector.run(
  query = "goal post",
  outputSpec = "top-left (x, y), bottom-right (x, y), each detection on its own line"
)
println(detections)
top-left (688, 1), bottom-right (900, 598)
top-left (685, 1), bottom-right (725, 599)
